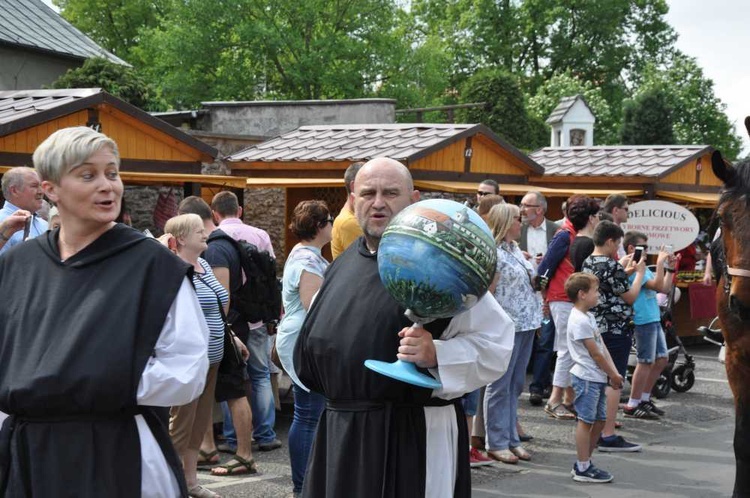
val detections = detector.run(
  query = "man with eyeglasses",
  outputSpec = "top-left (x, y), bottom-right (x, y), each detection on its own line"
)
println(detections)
top-left (476, 179), bottom-right (500, 206)
top-left (519, 191), bottom-right (559, 406)
top-left (602, 194), bottom-right (629, 257)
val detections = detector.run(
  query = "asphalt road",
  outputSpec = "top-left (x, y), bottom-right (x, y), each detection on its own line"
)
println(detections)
top-left (197, 342), bottom-right (735, 497)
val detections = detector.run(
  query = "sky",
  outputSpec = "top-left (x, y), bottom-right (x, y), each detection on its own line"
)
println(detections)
top-left (42, 0), bottom-right (749, 153)
top-left (666, 0), bottom-right (750, 154)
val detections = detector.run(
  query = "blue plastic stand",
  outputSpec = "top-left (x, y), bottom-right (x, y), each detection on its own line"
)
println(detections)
top-left (364, 309), bottom-right (442, 390)
top-left (364, 358), bottom-right (442, 389)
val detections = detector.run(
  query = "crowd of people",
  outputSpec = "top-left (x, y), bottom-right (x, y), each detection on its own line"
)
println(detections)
top-left (0, 126), bottom-right (685, 497)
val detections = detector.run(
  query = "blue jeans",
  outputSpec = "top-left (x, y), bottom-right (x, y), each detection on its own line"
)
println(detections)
top-left (571, 374), bottom-right (607, 424)
top-left (634, 322), bottom-right (668, 364)
top-left (289, 384), bottom-right (325, 493)
top-left (484, 329), bottom-right (535, 450)
top-left (461, 389), bottom-right (481, 417)
top-left (223, 325), bottom-right (277, 445)
top-left (529, 316), bottom-right (555, 394)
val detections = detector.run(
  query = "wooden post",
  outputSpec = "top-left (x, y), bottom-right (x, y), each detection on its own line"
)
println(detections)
top-left (183, 182), bottom-right (201, 199)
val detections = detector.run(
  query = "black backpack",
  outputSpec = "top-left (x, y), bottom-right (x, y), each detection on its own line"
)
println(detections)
top-left (208, 231), bottom-right (282, 324)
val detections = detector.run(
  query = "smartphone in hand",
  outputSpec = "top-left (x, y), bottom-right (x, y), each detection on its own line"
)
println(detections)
top-left (22, 216), bottom-right (32, 241)
top-left (634, 245), bottom-right (644, 262)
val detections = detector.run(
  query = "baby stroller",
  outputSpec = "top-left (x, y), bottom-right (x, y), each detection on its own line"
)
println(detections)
top-left (626, 279), bottom-right (696, 399)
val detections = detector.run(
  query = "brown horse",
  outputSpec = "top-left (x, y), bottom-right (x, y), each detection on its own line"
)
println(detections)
top-left (711, 143), bottom-right (750, 498)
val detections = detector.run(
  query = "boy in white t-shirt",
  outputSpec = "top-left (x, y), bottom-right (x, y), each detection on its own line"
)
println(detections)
top-left (565, 272), bottom-right (623, 483)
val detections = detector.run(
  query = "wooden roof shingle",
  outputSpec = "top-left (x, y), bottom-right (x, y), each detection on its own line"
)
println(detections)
top-left (529, 146), bottom-right (712, 178)
top-left (227, 123), bottom-right (544, 174)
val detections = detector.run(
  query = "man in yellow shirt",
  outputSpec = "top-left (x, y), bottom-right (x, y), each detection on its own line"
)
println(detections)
top-left (331, 162), bottom-right (365, 259)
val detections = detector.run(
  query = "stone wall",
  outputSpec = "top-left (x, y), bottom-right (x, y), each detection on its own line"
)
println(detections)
top-left (203, 99), bottom-right (397, 137)
top-left (124, 186), bottom-right (184, 235)
top-left (243, 187), bottom-right (286, 264)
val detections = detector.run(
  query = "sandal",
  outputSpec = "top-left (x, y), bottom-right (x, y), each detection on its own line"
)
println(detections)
top-left (188, 485), bottom-right (222, 498)
top-left (544, 403), bottom-right (576, 420)
top-left (197, 449), bottom-right (220, 467)
top-left (510, 446), bottom-right (531, 461)
top-left (562, 403), bottom-right (578, 417)
top-left (210, 455), bottom-right (258, 476)
top-left (487, 449), bottom-right (518, 465)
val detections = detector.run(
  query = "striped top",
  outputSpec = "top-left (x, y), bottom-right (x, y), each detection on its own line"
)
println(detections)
top-left (193, 258), bottom-right (228, 364)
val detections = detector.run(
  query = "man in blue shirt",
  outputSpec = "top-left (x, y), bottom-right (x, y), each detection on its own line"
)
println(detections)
top-left (0, 167), bottom-right (48, 255)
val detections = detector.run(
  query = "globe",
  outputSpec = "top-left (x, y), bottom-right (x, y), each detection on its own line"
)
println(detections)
top-left (377, 199), bottom-right (497, 319)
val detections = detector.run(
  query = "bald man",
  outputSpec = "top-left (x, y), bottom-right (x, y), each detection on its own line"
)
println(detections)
top-left (294, 158), bottom-right (514, 498)
top-left (0, 167), bottom-right (47, 255)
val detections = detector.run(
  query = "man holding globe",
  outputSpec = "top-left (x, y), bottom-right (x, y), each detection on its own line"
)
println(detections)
top-left (294, 157), bottom-right (515, 498)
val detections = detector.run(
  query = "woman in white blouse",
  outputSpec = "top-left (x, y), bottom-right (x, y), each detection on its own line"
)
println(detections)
top-left (484, 203), bottom-right (543, 464)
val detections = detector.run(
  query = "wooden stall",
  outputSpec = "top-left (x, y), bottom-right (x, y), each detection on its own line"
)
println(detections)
top-left (0, 88), bottom-right (225, 202)
top-left (227, 123), bottom-right (543, 258)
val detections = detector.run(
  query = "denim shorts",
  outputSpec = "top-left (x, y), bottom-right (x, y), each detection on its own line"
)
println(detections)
top-left (461, 388), bottom-right (481, 417)
top-left (634, 322), bottom-right (668, 364)
top-left (602, 331), bottom-right (632, 377)
top-left (571, 374), bottom-right (608, 424)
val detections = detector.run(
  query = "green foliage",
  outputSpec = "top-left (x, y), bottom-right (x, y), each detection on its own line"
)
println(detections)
top-left (638, 52), bottom-right (742, 160)
top-left (50, 58), bottom-right (166, 111)
top-left (456, 69), bottom-right (543, 150)
top-left (527, 71), bottom-right (617, 145)
top-left (54, 0), bottom-right (172, 60)
top-left (620, 87), bottom-right (675, 145)
top-left (134, 0), bottom-right (401, 107)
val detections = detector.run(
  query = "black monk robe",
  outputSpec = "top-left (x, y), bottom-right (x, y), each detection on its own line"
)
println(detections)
top-left (295, 237), bottom-right (514, 498)
top-left (0, 224), bottom-right (198, 498)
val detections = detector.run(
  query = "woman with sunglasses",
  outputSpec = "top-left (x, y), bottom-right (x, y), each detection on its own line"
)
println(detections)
top-left (483, 203), bottom-right (542, 464)
top-left (275, 200), bottom-right (333, 497)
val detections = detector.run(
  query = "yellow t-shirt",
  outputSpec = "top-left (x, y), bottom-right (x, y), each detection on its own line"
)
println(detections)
top-left (331, 206), bottom-right (363, 259)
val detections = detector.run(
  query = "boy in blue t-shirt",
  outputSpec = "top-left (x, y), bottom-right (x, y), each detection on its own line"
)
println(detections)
top-left (623, 231), bottom-right (675, 419)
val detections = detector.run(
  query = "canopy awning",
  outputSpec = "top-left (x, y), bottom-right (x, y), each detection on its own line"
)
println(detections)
top-left (656, 190), bottom-right (719, 207)
top-left (0, 167), bottom-right (245, 189)
top-left (119, 172), bottom-right (246, 188)
top-left (245, 177), bottom-right (344, 188)
top-left (412, 180), bottom-right (643, 198)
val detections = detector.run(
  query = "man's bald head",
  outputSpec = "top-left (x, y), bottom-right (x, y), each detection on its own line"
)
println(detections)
top-left (355, 157), bottom-right (414, 193)
top-left (352, 157), bottom-right (419, 250)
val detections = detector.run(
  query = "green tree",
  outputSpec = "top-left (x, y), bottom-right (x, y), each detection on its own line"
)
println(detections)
top-left (50, 57), bottom-right (166, 111)
top-left (527, 71), bottom-right (617, 145)
top-left (620, 87), bottom-right (675, 145)
top-left (134, 0), bottom-right (401, 107)
top-left (54, 0), bottom-right (172, 60)
top-left (638, 52), bottom-right (742, 159)
top-left (456, 69), bottom-right (544, 150)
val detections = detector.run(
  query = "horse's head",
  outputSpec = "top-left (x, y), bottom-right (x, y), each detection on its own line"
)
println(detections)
top-left (712, 150), bottom-right (750, 320)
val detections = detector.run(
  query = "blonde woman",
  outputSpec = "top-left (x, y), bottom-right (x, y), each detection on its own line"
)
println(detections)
top-left (163, 214), bottom-right (252, 497)
top-left (484, 203), bottom-right (542, 464)
top-left (0, 126), bottom-right (209, 497)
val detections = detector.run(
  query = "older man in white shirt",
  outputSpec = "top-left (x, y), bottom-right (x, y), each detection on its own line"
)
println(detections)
top-left (519, 191), bottom-right (559, 406)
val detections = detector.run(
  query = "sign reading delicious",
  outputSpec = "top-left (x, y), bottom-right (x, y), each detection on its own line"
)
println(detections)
top-left (620, 200), bottom-right (699, 254)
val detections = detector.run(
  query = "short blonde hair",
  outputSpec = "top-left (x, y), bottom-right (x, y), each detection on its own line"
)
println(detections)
top-left (164, 214), bottom-right (203, 245)
top-left (32, 126), bottom-right (120, 184)
top-left (487, 203), bottom-right (519, 244)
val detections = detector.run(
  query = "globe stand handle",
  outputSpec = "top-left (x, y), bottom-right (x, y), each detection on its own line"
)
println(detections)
top-left (363, 309), bottom-right (442, 390)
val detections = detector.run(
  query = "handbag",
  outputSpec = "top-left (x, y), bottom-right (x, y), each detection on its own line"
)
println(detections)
top-left (197, 273), bottom-right (244, 373)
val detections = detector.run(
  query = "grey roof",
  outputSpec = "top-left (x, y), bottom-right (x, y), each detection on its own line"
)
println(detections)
top-left (545, 95), bottom-right (593, 124)
top-left (0, 88), bottom-right (217, 158)
top-left (529, 146), bottom-right (712, 178)
top-left (0, 0), bottom-right (128, 65)
top-left (226, 123), bottom-right (544, 173)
